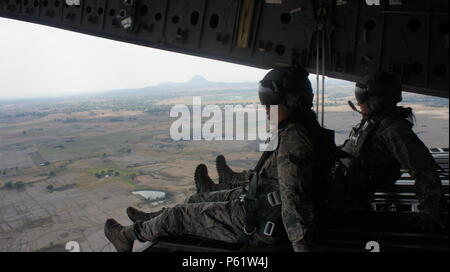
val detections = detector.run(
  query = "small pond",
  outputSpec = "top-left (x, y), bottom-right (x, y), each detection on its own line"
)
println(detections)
top-left (132, 190), bottom-right (166, 201)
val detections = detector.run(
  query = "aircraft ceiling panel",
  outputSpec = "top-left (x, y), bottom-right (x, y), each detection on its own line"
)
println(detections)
top-left (62, 1), bottom-right (83, 26)
top-left (253, 0), bottom-right (317, 67)
top-left (19, 0), bottom-right (40, 17)
top-left (103, 0), bottom-right (136, 38)
top-left (353, 3), bottom-right (384, 77)
top-left (103, 0), bottom-right (168, 42)
top-left (381, 13), bottom-right (429, 91)
top-left (144, 0), bottom-right (170, 42)
top-left (80, 0), bottom-right (107, 31)
top-left (0, 0), bottom-right (448, 98)
top-left (0, 0), bottom-right (18, 14)
top-left (164, 0), bottom-right (207, 51)
top-left (40, 0), bottom-right (63, 23)
top-left (199, 0), bottom-right (240, 56)
top-left (378, 6), bottom-right (448, 97)
top-left (329, 2), bottom-right (359, 75)
top-left (428, 16), bottom-right (449, 94)
top-left (27, 0), bottom-right (40, 17)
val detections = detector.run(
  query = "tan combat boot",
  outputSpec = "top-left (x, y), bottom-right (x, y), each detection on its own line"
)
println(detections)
top-left (216, 155), bottom-right (250, 184)
top-left (104, 219), bottom-right (136, 252)
top-left (194, 164), bottom-right (217, 193)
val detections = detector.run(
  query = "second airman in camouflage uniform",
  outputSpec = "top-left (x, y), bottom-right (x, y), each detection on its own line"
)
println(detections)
top-left (331, 72), bottom-right (443, 229)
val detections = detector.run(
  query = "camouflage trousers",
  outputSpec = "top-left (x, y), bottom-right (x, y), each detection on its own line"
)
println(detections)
top-left (134, 188), bottom-right (281, 245)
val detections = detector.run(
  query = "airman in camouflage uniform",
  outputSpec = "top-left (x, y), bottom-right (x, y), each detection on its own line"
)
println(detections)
top-left (103, 67), bottom-right (322, 252)
top-left (331, 72), bottom-right (443, 229)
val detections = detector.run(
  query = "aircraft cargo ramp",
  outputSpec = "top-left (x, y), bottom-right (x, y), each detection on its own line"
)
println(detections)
top-left (138, 148), bottom-right (449, 252)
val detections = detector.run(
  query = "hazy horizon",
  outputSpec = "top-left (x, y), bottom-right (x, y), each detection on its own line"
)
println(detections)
top-left (0, 73), bottom-right (253, 101)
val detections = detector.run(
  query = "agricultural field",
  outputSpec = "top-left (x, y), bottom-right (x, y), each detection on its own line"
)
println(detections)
top-left (0, 79), bottom-right (447, 251)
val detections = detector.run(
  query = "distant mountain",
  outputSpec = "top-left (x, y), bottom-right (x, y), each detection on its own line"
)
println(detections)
top-left (92, 75), bottom-right (257, 98)
top-left (151, 75), bottom-right (213, 89)
top-left (185, 75), bottom-right (211, 87)
top-left (146, 75), bottom-right (256, 91)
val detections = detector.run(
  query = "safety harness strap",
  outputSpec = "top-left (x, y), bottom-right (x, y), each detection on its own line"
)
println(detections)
top-left (350, 115), bottom-right (399, 159)
top-left (245, 150), bottom-right (273, 201)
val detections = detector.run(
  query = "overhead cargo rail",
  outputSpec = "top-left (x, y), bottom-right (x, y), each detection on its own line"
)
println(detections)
top-left (0, 0), bottom-right (448, 98)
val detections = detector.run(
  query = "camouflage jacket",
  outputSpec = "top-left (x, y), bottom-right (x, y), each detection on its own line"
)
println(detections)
top-left (254, 118), bottom-right (315, 252)
top-left (339, 115), bottom-right (442, 214)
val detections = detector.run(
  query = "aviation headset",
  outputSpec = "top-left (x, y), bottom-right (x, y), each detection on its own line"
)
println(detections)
top-left (355, 72), bottom-right (403, 105)
top-left (258, 67), bottom-right (314, 109)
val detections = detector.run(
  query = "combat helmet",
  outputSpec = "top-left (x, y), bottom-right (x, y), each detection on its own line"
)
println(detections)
top-left (355, 72), bottom-right (402, 114)
top-left (258, 67), bottom-right (314, 110)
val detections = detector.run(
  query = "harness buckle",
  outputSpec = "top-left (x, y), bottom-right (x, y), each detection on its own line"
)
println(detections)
top-left (239, 194), bottom-right (246, 203)
top-left (263, 221), bottom-right (275, 236)
top-left (243, 226), bottom-right (256, 236)
top-left (267, 191), bottom-right (281, 207)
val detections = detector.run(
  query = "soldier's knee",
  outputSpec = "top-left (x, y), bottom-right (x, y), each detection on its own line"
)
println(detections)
top-left (157, 206), bottom-right (186, 233)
